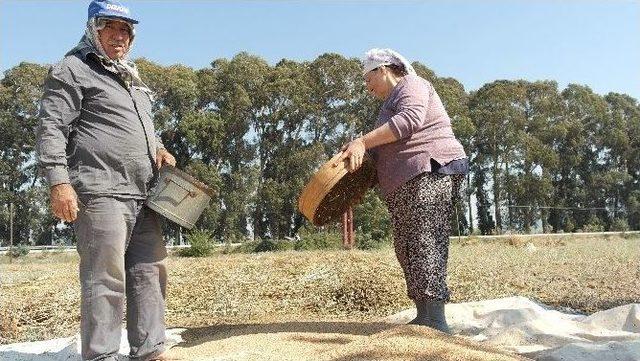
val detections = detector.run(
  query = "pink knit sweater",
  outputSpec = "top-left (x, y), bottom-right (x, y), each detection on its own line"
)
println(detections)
top-left (369, 74), bottom-right (467, 196)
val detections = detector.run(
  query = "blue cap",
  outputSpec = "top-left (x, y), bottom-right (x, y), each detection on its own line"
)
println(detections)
top-left (88, 0), bottom-right (138, 24)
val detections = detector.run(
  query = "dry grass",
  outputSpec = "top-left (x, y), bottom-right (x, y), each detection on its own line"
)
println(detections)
top-left (1, 235), bottom-right (639, 345)
top-left (450, 234), bottom-right (640, 312)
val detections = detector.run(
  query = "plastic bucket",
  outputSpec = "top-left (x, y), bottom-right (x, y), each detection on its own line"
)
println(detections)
top-left (145, 165), bottom-right (214, 229)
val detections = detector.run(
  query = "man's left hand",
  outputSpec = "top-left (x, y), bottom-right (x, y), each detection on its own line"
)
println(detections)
top-left (156, 148), bottom-right (176, 169)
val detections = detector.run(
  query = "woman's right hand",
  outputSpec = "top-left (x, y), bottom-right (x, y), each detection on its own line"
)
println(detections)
top-left (334, 138), bottom-right (366, 173)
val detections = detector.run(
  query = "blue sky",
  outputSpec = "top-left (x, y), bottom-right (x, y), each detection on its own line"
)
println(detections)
top-left (2, 0), bottom-right (639, 99)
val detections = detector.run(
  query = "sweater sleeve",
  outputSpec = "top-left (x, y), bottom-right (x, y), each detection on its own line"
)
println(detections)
top-left (387, 77), bottom-right (431, 140)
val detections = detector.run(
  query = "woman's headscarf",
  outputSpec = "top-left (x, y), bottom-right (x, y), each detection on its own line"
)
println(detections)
top-left (362, 48), bottom-right (416, 76)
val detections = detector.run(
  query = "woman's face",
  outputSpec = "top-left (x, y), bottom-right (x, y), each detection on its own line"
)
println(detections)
top-left (364, 67), bottom-right (389, 100)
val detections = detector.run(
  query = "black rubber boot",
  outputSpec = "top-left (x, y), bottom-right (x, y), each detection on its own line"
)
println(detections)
top-left (408, 299), bottom-right (451, 334)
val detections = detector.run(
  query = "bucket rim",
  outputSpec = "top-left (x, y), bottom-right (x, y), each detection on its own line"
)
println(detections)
top-left (160, 165), bottom-right (216, 197)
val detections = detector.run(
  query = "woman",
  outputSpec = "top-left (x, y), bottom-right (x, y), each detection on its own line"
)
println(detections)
top-left (335, 48), bottom-right (468, 333)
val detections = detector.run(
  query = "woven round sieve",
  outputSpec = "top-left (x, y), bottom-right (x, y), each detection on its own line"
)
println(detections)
top-left (298, 152), bottom-right (377, 226)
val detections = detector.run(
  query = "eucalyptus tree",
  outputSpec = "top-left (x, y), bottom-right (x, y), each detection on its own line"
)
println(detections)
top-left (194, 53), bottom-right (270, 240)
top-left (0, 62), bottom-right (50, 245)
top-left (559, 84), bottom-right (610, 230)
top-left (510, 81), bottom-right (561, 232)
top-left (604, 93), bottom-right (640, 229)
top-left (470, 80), bottom-right (526, 233)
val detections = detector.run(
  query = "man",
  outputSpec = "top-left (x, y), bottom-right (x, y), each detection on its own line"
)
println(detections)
top-left (35, 1), bottom-right (175, 360)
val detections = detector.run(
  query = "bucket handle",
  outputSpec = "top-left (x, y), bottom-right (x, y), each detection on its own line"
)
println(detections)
top-left (164, 177), bottom-right (198, 198)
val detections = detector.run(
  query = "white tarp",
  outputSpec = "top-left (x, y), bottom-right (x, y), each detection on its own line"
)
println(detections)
top-left (0, 329), bottom-right (185, 361)
top-left (2, 297), bottom-right (639, 361)
top-left (388, 296), bottom-right (640, 361)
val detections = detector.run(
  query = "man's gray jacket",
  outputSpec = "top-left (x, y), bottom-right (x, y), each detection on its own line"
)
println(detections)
top-left (36, 47), bottom-right (163, 199)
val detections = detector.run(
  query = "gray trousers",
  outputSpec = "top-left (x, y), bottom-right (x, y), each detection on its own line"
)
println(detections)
top-left (75, 196), bottom-right (167, 361)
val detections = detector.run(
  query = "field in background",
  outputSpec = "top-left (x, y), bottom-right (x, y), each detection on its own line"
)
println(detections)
top-left (1, 234), bottom-right (639, 344)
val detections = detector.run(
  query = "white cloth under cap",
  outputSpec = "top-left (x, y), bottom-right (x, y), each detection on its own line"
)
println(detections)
top-left (362, 48), bottom-right (416, 76)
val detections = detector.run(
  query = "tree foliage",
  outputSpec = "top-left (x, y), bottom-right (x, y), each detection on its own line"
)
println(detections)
top-left (1, 54), bottom-right (638, 247)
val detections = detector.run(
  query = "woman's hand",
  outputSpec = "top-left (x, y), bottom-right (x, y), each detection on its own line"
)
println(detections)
top-left (334, 138), bottom-right (366, 172)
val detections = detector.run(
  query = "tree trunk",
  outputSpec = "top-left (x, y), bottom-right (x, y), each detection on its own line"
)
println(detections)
top-left (492, 159), bottom-right (502, 234)
top-left (467, 172), bottom-right (474, 234)
top-left (9, 202), bottom-right (14, 247)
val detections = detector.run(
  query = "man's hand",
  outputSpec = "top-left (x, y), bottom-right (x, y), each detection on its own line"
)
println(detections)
top-left (50, 183), bottom-right (79, 222)
top-left (156, 148), bottom-right (176, 169)
top-left (333, 138), bottom-right (366, 173)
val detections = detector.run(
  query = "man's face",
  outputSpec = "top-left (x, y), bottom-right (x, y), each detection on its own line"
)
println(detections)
top-left (97, 19), bottom-right (131, 60)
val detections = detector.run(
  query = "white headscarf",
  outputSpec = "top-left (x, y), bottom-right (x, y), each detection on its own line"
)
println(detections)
top-left (362, 48), bottom-right (416, 76)
top-left (67, 17), bottom-right (152, 95)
